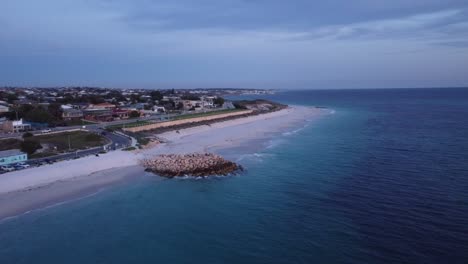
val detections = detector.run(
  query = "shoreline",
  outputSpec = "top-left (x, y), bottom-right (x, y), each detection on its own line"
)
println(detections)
top-left (0, 166), bottom-right (146, 222)
top-left (0, 105), bottom-right (328, 221)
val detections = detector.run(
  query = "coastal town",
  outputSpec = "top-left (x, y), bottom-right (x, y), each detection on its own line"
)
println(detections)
top-left (0, 87), bottom-right (277, 173)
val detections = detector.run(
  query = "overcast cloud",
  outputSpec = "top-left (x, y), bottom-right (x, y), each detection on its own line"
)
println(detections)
top-left (1, 0), bottom-right (467, 88)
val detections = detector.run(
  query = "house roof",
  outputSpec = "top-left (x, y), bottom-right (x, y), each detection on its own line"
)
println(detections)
top-left (63, 108), bottom-right (82, 113)
top-left (93, 103), bottom-right (116, 107)
top-left (0, 149), bottom-right (26, 158)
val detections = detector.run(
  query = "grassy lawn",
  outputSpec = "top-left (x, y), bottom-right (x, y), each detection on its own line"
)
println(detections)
top-left (29, 152), bottom-right (57, 159)
top-left (125, 131), bottom-right (150, 146)
top-left (0, 138), bottom-right (22, 151)
top-left (172, 109), bottom-right (244, 121)
top-left (122, 146), bottom-right (137, 151)
top-left (35, 131), bottom-right (106, 151)
top-left (63, 119), bottom-right (97, 126)
top-left (106, 120), bottom-right (151, 130)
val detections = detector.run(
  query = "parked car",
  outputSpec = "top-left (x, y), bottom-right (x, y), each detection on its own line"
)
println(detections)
top-left (41, 129), bottom-right (52, 134)
top-left (15, 163), bottom-right (30, 169)
top-left (13, 165), bottom-right (25, 170)
top-left (17, 162), bottom-right (30, 167)
top-left (0, 166), bottom-right (15, 172)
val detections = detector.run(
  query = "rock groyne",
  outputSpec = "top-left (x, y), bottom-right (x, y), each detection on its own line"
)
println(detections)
top-left (141, 153), bottom-right (242, 177)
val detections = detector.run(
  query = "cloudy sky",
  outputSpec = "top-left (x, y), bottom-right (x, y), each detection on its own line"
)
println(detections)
top-left (1, 0), bottom-right (468, 89)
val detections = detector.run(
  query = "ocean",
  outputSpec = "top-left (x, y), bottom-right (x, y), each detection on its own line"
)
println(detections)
top-left (1, 88), bottom-right (468, 263)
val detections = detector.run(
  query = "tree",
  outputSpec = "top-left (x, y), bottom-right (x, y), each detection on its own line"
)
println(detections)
top-left (150, 91), bottom-right (163, 101)
top-left (22, 132), bottom-right (34, 138)
top-left (233, 102), bottom-right (247, 109)
top-left (106, 91), bottom-right (126, 102)
top-left (25, 106), bottom-right (53, 123)
top-left (21, 139), bottom-right (42, 155)
top-left (129, 110), bottom-right (140, 118)
top-left (181, 95), bottom-right (200, 101)
top-left (130, 94), bottom-right (140, 104)
top-left (144, 103), bottom-right (154, 110)
top-left (6, 94), bottom-right (18, 104)
top-left (88, 95), bottom-right (105, 104)
top-left (176, 102), bottom-right (184, 110)
top-left (213, 97), bottom-right (225, 106)
top-left (17, 104), bottom-right (35, 119)
top-left (48, 103), bottom-right (63, 123)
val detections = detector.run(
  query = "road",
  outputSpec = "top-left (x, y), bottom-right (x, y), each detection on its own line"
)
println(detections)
top-left (0, 110), bottom-right (218, 139)
top-left (0, 113), bottom-right (176, 139)
top-left (26, 130), bottom-right (132, 165)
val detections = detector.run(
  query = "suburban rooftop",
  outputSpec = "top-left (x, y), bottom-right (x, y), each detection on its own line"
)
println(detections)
top-left (0, 149), bottom-right (26, 158)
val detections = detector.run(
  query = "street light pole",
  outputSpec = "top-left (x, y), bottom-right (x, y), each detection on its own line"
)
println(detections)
top-left (68, 135), bottom-right (71, 151)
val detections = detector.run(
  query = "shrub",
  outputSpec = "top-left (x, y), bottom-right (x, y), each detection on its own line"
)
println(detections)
top-left (213, 97), bottom-right (225, 106)
top-left (122, 146), bottom-right (136, 151)
top-left (129, 111), bottom-right (140, 118)
top-left (233, 102), bottom-right (247, 109)
top-left (22, 132), bottom-right (34, 138)
top-left (85, 133), bottom-right (102, 142)
top-left (21, 140), bottom-right (42, 155)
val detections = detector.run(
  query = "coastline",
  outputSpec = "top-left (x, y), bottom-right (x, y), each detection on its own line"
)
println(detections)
top-left (0, 166), bottom-right (145, 221)
top-left (0, 105), bottom-right (327, 221)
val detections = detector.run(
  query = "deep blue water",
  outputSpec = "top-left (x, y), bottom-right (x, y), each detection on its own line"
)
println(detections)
top-left (1, 88), bottom-right (468, 263)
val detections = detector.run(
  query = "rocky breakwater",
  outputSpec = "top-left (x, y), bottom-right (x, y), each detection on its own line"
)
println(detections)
top-left (141, 153), bottom-right (243, 178)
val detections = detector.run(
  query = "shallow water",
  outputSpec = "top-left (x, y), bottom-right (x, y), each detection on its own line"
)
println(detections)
top-left (1, 88), bottom-right (468, 263)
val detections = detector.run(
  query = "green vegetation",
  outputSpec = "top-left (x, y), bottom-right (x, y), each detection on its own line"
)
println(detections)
top-left (129, 110), bottom-right (141, 118)
top-left (150, 91), bottom-right (163, 101)
top-left (233, 102), bottom-right (247, 109)
top-left (20, 139), bottom-right (42, 155)
top-left (213, 97), bottom-right (225, 106)
top-left (106, 120), bottom-right (151, 130)
top-left (172, 109), bottom-right (244, 121)
top-left (181, 94), bottom-right (201, 100)
top-left (63, 119), bottom-right (96, 126)
top-left (22, 132), bottom-right (34, 138)
top-left (0, 138), bottom-right (22, 151)
top-left (0, 131), bottom-right (106, 156)
top-left (29, 152), bottom-right (56, 159)
top-left (14, 103), bottom-right (63, 125)
top-left (125, 131), bottom-right (150, 147)
top-left (137, 138), bottom-right (150, 146)
top-left (122, 146), bottom-right (137, 151)
top-left (35, 131), bottom-right (106, 151)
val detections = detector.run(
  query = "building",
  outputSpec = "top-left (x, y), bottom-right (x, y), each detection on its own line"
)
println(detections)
top-left (1, 119), bottom-right (32, 133)
top-left (0, 104), bottom-right (9, 113)
top-left (83, 109), bottom-right (113, 122)
top-left (223, 101), bottom-right (236, 109)
top-left (112, 109), bottom-right (131, 120)
top-left (83, 103), bottom-right (116, 122)
top-left (62, 109), bottom-right (84, 121)
top-left (179, 100), bottom-right (205, 111)
top-left (87, 103), bottom-right (116, 110)
top-left (153, 106), bottom-right (166, 113)
top-left (201, 96), bottom-right (215, 108)
top-left (0, 149), bottom-right (28, 166)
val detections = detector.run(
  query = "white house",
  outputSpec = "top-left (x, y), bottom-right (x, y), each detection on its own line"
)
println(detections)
top-left (1, 119), bottom-right (32, 133)
top-left (0, 105), bottom-right (9, 113)
top-left (0, 150), bottom-right (28, 166)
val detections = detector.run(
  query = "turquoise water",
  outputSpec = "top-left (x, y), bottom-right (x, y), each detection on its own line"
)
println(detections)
top-left (1, 88), bottom-right (468, 263)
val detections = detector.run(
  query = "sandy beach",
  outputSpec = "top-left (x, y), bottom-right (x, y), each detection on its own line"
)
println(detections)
top-left (0, 106), bottom-right (325, 220)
